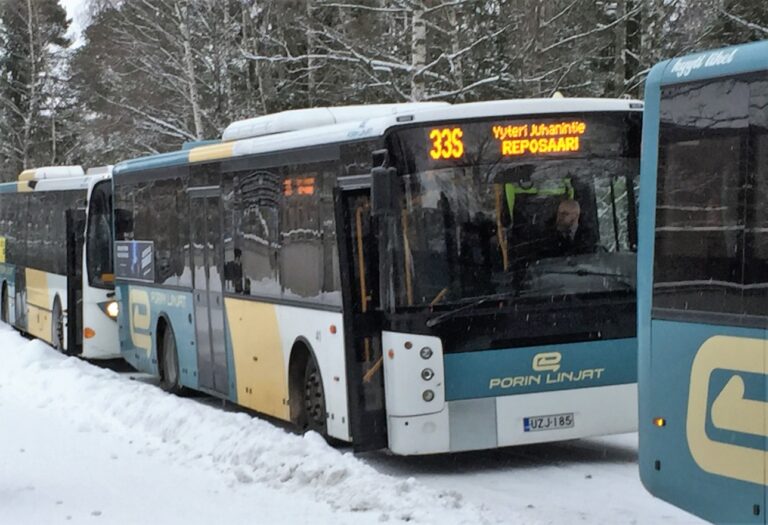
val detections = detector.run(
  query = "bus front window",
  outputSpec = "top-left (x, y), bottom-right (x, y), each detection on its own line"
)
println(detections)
top-left (388, 113), bottom-right (640, 309)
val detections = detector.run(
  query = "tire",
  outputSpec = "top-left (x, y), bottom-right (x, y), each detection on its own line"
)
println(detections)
top-left (302, 355), bottom-right (328, 436)
top-left (51, 298), bottom-right (64, 352)
top-left (159, 323), bottom-right (184, 395)
top-left (1, 285), bottom-right (8, 324)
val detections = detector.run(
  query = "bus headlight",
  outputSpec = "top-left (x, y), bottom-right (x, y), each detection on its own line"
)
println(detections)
top-left (421, 368), bottom-right (434, 381)
top-left (98, 300), bottom-right (119, 320)
top-left (420, 347), bottom-right (433, 360)
top-left (422, 389), bottom-right (435, 402)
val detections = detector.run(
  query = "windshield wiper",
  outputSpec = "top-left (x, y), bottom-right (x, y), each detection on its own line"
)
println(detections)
top-left (541, 268), bottom-right (631, 279)
top-left (426, 291), bottom-right (516, 328)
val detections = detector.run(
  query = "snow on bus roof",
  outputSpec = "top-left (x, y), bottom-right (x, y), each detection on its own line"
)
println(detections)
top-left (115, 98), bottom-right (642, 176)
top-left (18, 165), bottom-right (85, 181)
top-left (226, 97), bottom-right (641, 161)
top-left (221, 103), bottom-right (449, 142)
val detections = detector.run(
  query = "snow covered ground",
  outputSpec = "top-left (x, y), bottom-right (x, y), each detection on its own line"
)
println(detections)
top-left (0, 323), bottom-right (703, 524)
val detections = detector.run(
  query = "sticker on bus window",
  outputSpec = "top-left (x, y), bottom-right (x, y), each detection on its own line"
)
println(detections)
top-left (115, 241), bottom-right (154, 282)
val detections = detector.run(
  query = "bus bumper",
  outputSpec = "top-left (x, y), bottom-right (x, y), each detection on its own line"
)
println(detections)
top-left (387, 383), bottom-right (637, 455)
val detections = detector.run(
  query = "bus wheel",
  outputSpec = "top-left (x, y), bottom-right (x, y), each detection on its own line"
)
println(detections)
top-left (1, 284), bottom-right (8, 324)
top-left (51, 298), bottom-right (64, 351)
top-left (302, 355), bottom-right (328, 435)
top-left (159, 322), bottom-right (184, 395)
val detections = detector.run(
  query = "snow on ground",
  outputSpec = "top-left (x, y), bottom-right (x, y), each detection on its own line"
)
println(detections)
top-left (0, 325), bottom-right (486, 525)
top-left (0, 323), bottom-right (704, 524)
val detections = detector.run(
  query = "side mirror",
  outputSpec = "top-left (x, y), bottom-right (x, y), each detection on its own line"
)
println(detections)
top-left (371, 167), bottom-right (398, 215)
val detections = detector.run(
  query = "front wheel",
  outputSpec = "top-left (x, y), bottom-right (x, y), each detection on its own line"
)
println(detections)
top-left (159, 323), bottom-right (185, 395)
top-left (302, 356), bottom-right (328, 436)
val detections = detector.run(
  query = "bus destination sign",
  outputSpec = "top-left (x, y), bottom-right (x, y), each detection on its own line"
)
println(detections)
top-left (493, 120), bottom-right (587, 156)
top-left (427, 119), bottom-right (588, 161)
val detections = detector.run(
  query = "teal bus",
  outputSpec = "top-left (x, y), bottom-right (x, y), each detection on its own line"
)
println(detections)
top-left (114, 99), bottom-right (641, 454)
top-left (638, 40), bottom-right (768, 523)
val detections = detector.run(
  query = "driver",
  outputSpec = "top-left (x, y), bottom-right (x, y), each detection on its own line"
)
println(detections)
top-left (541, 199), bottom-right (594, 257)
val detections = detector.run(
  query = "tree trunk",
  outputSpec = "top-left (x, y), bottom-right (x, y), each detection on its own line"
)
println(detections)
top-left (22, 0), bottom-right (38, 170)
top-left (614, 0), bottom-right (627, 96)
top-left (410, 5), bottom-right (427, 101)
top-left (178, 2), bottom-right (204, 139)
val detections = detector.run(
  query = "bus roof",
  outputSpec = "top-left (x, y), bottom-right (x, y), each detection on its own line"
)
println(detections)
top-left (647, 39), bottom-right (768, 89)
top-left (0, 166), bottom-right (111, 194)
top-left (114, 98), bottom-right (641, 177)
top-left (19, 166), bottom-right (84, 181)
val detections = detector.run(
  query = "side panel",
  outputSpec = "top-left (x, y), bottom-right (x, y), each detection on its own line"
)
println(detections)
top-left (118, 283), bottom-right (352, 441)
top-left (226, 299), bottom-right (289, 420)
top-left (224, 298), bottom-right (350, 441)
top-left (24, 269), bottom-right (66, 347)
top-left (641, 321), bottom-right (764, 524)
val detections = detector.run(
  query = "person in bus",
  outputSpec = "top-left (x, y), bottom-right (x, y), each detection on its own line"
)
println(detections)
top-left (540, 198), bottom-right (594, 258)
top-left (224, 248), bottom-right (244, 293)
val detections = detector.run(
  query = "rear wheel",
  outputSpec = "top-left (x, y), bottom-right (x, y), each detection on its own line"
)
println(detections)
top-left (51, 298), bottom-right (64, 352)
top-left (302, 356), bottom-right (328, 435)
top-left (159, 322), bottom-right (184, 395)
top-left (1, 284), bottom-right (8, 324)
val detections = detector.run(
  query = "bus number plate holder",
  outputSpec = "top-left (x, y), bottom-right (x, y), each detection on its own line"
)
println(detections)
top-left (523, 413), bottom-right (574, 432)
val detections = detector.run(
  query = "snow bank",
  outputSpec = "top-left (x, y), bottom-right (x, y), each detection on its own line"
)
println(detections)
top-left (0, 325), bottom-right (495, 524)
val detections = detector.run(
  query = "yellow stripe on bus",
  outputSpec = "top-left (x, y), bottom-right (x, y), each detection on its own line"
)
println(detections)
top-left (18, 170), bottom-right (36, 181)
top-left (225, 298), bottom-right (290, 421)
top-left (188, 142), bottom-right (235, 163)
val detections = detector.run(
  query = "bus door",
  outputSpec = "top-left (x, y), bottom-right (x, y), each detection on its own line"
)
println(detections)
top-left (336, 184), bottom-right (387, 451)
top-left (189, 187), bottom-right (229, 395)
top-left (65, 208), bottom-right (86, 355)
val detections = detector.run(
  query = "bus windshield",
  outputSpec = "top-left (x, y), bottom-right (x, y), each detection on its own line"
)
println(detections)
top-left (388, 113), bottom-right (640, 309)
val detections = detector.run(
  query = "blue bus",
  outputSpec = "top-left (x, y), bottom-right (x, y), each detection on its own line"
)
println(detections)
top-left (114, 99), bottom-right (641, 454)
top-left (638, 40), bottom-right (768, 523)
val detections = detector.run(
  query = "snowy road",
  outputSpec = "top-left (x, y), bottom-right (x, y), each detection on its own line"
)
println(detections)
top-left (0, 324), bottom-right (704, 524)
top-left (363, 434), bottom-right (703, 525)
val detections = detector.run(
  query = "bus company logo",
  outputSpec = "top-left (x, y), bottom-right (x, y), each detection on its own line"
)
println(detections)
top-left (129, 288), bottom-right (152, 355)
top-left (670, 49), bottom-right (739, 78)
top-left (532, 352), bottom-right (562, 372)
top-left (488, 352), bottom-right (605, 391)
top-left (687, 336), bottom-right (768, 486)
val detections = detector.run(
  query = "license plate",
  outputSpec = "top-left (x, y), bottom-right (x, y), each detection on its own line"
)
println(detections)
top-left (523, 412), bottom-right (574, 432)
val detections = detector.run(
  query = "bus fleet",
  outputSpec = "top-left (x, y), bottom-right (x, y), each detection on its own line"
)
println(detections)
top-left (2, 37), bottom-right (764, 519)
top-left (0, 98), bottom-right (643, 457)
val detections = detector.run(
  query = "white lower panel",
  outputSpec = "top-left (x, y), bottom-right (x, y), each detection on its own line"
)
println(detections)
top-left (387, 410), bottom-right (450, 455)
top-left (496, 383), bottom-right (637, 446)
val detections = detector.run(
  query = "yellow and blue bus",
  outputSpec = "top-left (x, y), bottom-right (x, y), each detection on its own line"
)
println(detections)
top-left (638, 40), bottom-right (768, 523)
top-left (115, 99), bottom-right (641, 454)
top-left (0, 166), bottom-right (119, 358)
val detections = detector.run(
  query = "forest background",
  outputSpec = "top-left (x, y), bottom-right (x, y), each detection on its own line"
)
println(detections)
top-left (0, 0), bottom-right (765, 181)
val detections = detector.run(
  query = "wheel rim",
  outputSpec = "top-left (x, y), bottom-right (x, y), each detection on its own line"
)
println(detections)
top-left (304, 361), bottom-right (326, 430)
